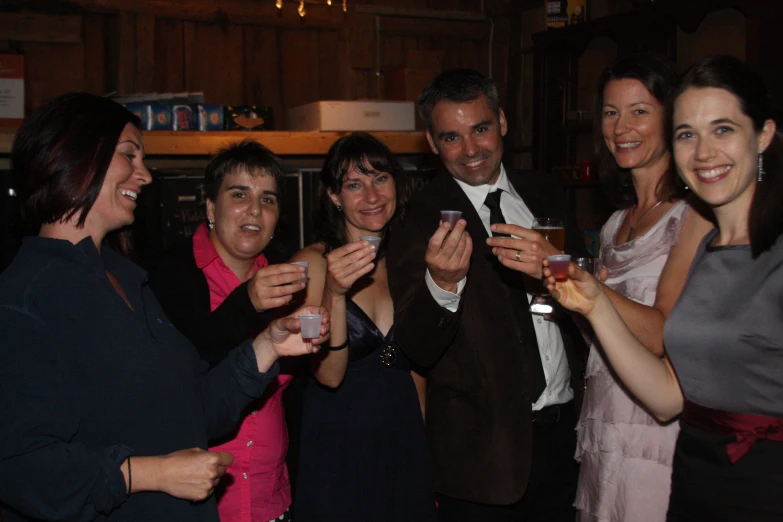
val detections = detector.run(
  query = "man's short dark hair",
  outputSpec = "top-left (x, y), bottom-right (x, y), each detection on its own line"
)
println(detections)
top-left (417, 69), bottom-right (500, 129)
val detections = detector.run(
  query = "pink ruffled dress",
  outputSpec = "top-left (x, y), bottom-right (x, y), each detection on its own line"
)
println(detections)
top-left (574, 200), bottom-right (688, 522)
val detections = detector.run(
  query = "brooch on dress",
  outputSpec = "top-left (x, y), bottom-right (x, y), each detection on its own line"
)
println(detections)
top-left (380, 344), bottom-right (398, 367)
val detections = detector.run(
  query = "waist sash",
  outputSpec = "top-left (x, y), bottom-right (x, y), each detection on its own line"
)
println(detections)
top-left (683, 399), bottom-right (783, 463)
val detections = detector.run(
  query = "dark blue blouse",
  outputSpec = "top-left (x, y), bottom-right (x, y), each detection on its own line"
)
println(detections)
top-left (0, 236), bottom-right (278, 521)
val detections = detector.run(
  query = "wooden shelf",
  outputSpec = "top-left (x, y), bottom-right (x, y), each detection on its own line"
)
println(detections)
top-left (0, 131), bottom-right (431, 156)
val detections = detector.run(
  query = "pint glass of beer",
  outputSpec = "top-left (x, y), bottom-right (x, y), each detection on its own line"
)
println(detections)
top-left (530, 218), bottom-right (565, 315)
top-left (531, 218), bottom-right (565, 251)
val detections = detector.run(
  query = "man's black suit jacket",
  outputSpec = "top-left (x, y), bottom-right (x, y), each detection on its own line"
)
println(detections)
top-left (387, 168), bottom-right (588, 505)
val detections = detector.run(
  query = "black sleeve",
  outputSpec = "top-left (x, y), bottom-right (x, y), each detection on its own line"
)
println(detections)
top-left (0, 307), bottom-right (131, 520)
top-left (199, 341), bottom-right (280, 441)
top-left (387, 202), bottom-right (463, 368)
top-left (147, 253), bottom-right (274, 366)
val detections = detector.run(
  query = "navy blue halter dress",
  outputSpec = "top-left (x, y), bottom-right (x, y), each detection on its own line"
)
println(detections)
top-left (294, 299), bottom-right (437, 521)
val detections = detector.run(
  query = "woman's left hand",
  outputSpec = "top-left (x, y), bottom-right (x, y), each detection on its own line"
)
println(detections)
top-left (252, 306), bottom-right (331, 371)
top-left (543, 261), bottom-right (604, 318)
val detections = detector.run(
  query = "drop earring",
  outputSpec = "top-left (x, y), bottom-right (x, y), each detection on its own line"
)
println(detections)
top-left (336, 205), bottom-right (343, 212)
top-left (208, 219), bottom-right (215, 230)
top-left (758, 153), bottom-right (765, 182)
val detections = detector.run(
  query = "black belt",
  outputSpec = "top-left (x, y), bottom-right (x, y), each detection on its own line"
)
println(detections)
top-left (532, 401), bottom-right (573, 426)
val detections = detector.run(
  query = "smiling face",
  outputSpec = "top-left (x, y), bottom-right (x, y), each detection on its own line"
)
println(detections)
top-left (601, 78), bottom-right (669, 174)
top-left (206, 168), bottom-right (280, 265)
top-left (426, 94), bottom-right (507, 186)
top-left (672, 87), bottom-right (775, 215)
top-left (83, 123), bottom-right (151, 240)
top-left (328, 161), bottom-right (396, 241)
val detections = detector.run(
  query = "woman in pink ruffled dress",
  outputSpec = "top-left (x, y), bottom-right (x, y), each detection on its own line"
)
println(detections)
top-left (574, 54), bottom-right (713, 521)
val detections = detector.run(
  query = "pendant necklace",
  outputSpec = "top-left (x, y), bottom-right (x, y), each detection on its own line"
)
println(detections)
top-left (626, 200), bottom-right (663, 242)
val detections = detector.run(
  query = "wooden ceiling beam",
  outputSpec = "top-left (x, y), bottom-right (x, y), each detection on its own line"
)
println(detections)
top-left (60, 0), bottom-right (348, 30)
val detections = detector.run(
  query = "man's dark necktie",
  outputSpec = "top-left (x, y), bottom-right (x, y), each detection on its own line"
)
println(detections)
top-left (484, 189), bottom-right (547, 402)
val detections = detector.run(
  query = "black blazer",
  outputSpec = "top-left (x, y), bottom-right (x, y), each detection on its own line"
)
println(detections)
top-left (387, 168), bottom-right (588, 505)
top-left (146, 238), bottom-right (275, 366)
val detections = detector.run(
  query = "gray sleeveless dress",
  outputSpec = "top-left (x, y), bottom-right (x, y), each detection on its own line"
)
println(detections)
top-left (664, 229), bottom-right (783, 520)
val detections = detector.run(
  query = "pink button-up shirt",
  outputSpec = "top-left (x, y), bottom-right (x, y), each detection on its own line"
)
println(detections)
top-left (193, 224), bottom-right (292, 522)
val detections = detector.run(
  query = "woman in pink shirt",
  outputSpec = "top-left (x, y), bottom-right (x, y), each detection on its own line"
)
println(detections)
top-left (148, 140), bottom-right (305, 522)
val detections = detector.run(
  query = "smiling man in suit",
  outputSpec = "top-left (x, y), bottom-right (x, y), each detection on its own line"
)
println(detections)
top-left (387, 69), bottom-right (588, 521)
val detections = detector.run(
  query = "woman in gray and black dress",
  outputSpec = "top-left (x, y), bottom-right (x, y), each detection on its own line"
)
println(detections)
top-left (545, 55), bottom-right (783, 521)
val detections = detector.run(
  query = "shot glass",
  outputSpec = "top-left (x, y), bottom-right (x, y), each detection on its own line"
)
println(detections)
top-left (440, 210), bottom-right (463, 228)
top-left (290, 261), bottom-right (309, 285)
top-left (546, 254), bottom-right (572, 281)
top-left (298, 314), bottom-right (323, 343)
top-left (359, 235), bottom-right (382, 250)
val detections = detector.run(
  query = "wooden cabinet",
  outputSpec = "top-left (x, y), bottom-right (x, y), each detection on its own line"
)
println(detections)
top-left (531, 9), bottom-right (678, 174)
top-left (531, 0), bottom-right (783, 176)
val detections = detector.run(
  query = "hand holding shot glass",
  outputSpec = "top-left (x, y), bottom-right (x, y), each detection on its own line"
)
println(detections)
top-left (359, 235), bottom-right (382, 250)
top-left (546, 255), bottom-right (572, 281)
top-left (259, 306), bottom-right (330, 358)
top-left (541, 257), bottom-right (605, 319)
top-left (440, 210), bottom-right (463, 228)
top-left (323, 238), bottom-right (378, 298)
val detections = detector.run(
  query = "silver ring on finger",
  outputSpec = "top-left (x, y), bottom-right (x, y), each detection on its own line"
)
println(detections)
top-left (514, 251), bottom-right (521, 261)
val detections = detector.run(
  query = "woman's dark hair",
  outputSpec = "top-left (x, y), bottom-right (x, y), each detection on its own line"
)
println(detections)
top-left (12, 92), bottom-right (141, 229)
top-left (315, 132), bottom-right (411, 255)
top-left (418, 68), bottom-right (500, 130)
top-left (672, 55), bottom-right (783, 258)
top-left (594, 53), bottom-right (683, 208)
top-left (204, 139), bottom-right (287, 203)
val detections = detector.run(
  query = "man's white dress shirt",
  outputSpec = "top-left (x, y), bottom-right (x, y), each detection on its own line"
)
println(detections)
top-left (425, 165), bottom-right (573, 410)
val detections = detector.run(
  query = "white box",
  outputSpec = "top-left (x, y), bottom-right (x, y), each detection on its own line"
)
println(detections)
top-left (287, 100), bottom-right (415, 131)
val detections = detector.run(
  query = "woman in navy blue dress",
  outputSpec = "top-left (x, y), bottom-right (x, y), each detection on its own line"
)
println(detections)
top-left (290, 132), bottom-right (436, 521)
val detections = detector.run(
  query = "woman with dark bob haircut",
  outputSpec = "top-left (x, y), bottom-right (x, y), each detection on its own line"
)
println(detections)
top-left (574, 53), bottom-right (712, 522)
top-left (290, 132), bottom-right (436, 521)
top-left (545, 55), bottom-right (783, 520)
top-left (0, 92), bottom-right (329, 522)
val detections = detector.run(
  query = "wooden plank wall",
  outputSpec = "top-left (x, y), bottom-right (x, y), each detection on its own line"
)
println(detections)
top-left (2, 0), bottom-right (513, 130)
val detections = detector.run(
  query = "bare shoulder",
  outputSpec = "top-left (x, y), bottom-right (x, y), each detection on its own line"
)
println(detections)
top-left (289, 243), bottom-right (329, 307)
top-left (655, 197), bottom-right (715, 315)
top-left (290, 243), bottom-right (327, 267)
top-left (680, 197), bottom-right (715, 245)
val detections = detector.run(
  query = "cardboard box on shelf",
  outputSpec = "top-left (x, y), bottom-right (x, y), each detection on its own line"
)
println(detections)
top-left (287, 100), bottom-right (415, 132)
top-left (172, 105), bottom-right (198, 131)
top-left (124, 103), bottom-right (172, 130)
